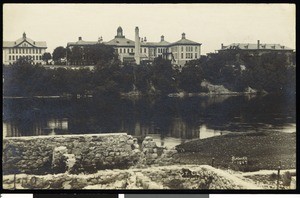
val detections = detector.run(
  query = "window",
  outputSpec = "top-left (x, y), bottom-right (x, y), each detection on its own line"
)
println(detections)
top-left (131, 48), bottom-right (133, 53)
top-left (36, 55), bottom-right (38, 60)
top-left (181, 46), bottom-right (184, 51)
top-left (144, 48), bottom-right (146, 53)
top-left (191, 53), bottom-right (193, 59)
top-left (140, 48), bottom-right (142, 53)
top-left (12, 56), bottom-right (15, 60)
top-left (26, 49), bottom-right (28, 54)
top-left (195, 47), bottom-right (197, 51)
top-left (12, 49), bottom-right (14, 53)
top-left (195, 53), bottom-right (197, 59)
top-left (16, 55), bottom-right (18, 59)
top-left (181, 53), bottom-right (183, 59)
top-left (39, 55), bottom-right (42, 60)
top-left (23, 49), bottom-right (25, 54)
top-left (39, 49), bottom-right (41, 54)
top-left (33, 56), bottom-right (35, 60)
top-left (9, 56), bottom-right (11, 60)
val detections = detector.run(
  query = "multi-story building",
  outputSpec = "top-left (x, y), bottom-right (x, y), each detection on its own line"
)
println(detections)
top-left (67, 26), bottom-right (202, 67)
top-left (3, 33), bottom-right (47, 65)
top-left (218, 40), bottom-right (294, 64)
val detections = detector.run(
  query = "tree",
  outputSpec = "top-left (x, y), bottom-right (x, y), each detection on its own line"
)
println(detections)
top-left (52, 46), bottom-right (66, 64)
top-left (149, 57), bottom-right (177, 94)
top-left (42, 52), bottom-right (52, 65)
top-left (178, 60), bottom-right (205, 92)
top-left (68, 46), bottom-right (82, 65)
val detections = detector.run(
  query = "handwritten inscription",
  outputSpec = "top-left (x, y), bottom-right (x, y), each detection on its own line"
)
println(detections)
top-left (231, 156), bottom-right (248, 165)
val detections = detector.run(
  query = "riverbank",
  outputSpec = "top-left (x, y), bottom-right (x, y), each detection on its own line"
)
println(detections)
top-left (174, 131), bottom-right (296, 172)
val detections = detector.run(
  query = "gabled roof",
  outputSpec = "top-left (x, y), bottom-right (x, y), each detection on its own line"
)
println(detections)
top-left (169, 38), bottom-right (201, 46)
top-left (105, 37), bottom-right (135, 47)
top-left (3, 36), bottom-right (47, 48)
top-left (220, 43), bottom-right (293, 51)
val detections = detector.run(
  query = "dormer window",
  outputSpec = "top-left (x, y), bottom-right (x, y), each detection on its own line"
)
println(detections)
top-left (127, 41), bottom-right (130, 44)
top-left (116, 41), bottom-right (119, 43)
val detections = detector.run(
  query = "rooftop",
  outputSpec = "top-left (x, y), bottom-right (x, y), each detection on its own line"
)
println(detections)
top-left (220, 43), bottom-right (293, 51)
top-left (3, 32), bottom-right (47, 48)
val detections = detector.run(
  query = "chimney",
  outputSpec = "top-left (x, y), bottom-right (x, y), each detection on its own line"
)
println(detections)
top-left (257, 40), bottom-right (260, 49)
top-left (161, 35), bottom-right (164, 42)
top-left (23, 32), bottom-right (26, 39)
top-left (221, 43), bottom-right (224, 49)
top-left (141, 38), bottom-right (144, 42)
top-left (134, 27), bottom-right (141, 65)
top-left (98, 36), bottom-right (103, 43)
top-left (144, 37), bottom-right (147, 42)
top-left (79, 37), bottom-right (82, 41)
top-left (182, 33), bottom-right (186, 39)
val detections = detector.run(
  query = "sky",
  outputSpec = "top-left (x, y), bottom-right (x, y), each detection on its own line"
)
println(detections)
top-left (3, 3), bottom-right (296, 55)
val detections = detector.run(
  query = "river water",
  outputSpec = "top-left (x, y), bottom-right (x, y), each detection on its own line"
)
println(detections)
top-left (3, 94), bottom-right (296, 148)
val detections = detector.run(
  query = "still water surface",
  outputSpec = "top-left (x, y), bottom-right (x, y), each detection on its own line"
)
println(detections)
top-left (3, 94), bottom-right (296, 148)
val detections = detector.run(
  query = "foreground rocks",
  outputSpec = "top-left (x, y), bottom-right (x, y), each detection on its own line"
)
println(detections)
top-left (2, 165), bottom-right (262, 190)
top-left (3, 134), bottom-right (177, 175)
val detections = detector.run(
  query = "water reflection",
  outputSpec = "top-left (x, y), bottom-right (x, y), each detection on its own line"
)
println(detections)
top-left (3, 94), bottom-right (296, 147)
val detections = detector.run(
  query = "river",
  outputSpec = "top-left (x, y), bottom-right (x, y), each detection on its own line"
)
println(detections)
top-left (3, 94), bottom-right (296, 148)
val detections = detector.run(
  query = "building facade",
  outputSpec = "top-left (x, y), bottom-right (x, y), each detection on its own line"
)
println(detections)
top-left (67, 26), bottom-right (202, 67)
top-left (3, 33), bottom-right (47, 65)
top-left (218, 40), bottom-right (294, 64)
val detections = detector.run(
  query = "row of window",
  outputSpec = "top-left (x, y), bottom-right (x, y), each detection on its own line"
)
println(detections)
top-left (118, 48), bottom-right (134, 54)
top-left (157, 48), bottom-right (167, 53)
top-left (117, 47), bottom-right (148, 54)
top-left (116, 46), bottom-right (199, 55)
top-left (179, 53), bottom-right (198, 59)
top-left (182, 46), bottom-right (198, 52)
top-left (9, 55), bottom-right (42, 61)
top-left (171, 46), bottom-right (198, 52)
top-left (8, 48), bottom-right (42, 54)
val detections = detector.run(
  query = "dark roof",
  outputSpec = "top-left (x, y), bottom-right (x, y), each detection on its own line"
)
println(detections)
top-left (3, 36), bottom-right (47, 48)
top-left (169, 38), bottom-right (201, 46)
top-left (105, 37), bottom-right (135, 47)
top-left (143, 40), bottom-right (170, 47)
top-left (220, 43), bottom-right (293, 51)
top-left (67, 40), bottom-right (98, 46)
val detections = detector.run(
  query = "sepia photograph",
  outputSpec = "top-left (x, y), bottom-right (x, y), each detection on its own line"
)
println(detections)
top-left (2, 3), bottom-right (296, 190)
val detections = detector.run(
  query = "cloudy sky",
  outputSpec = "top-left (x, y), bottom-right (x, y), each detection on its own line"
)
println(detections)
top-left (3, 3), bottom-right (295, 54)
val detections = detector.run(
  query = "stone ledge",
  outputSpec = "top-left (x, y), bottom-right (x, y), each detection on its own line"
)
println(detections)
top-left (4, 133), bottom-right (128, 140)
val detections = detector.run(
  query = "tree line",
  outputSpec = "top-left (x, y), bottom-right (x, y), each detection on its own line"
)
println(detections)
top-left (4, 44), bottom-right (295, 97)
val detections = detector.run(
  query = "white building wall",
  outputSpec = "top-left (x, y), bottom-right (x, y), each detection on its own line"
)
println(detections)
top-left (3, 47), bottom-right (47, 65)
